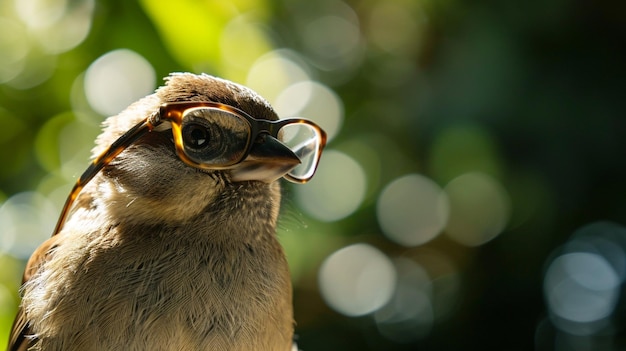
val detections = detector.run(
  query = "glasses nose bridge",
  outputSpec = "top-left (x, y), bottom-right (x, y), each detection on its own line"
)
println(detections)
top-left (252, 119), bottom-right (282, 138)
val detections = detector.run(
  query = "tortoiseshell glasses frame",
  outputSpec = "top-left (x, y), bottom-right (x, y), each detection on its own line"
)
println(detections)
top-left (52, 101), bottom-right (327, 235)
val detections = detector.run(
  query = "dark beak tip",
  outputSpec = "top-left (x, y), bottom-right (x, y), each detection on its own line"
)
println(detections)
top-left (228, 135), bottom-right (301, 183)
top-left (249, 135), bottom-right (300, 164)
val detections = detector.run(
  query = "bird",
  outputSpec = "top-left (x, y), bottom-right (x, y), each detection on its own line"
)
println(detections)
top-left (7, 72), bottom-right (327, 351)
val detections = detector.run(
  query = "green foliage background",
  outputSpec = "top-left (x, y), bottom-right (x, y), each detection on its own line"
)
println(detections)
top-left (0, 0), bottom-right (625, 350)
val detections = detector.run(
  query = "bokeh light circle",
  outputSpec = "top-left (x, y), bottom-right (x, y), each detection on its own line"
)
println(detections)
top-left (275, 81), bottom-right (343, 141)
top-left (219, 15), bottom-right (272, 80)
top-left (0, 18), bottom-right (29, 83)
top-left (246, 50), bottom-right (310, 106)
top-left (298, 0), bottom-right (364, 78)
top-left (0, 192), bottom-right (57, 258)
top-left (295, 150), bottom-right (366, 222)
top-left (319, 243), bottom-right (396, 316)
top-left (15, 0), bottom-right (67, 30)
top-left (374, 258), bottom-right (434, 342)
top-left (443, 172), bottom-right (510, 246)
top-left (15, 0), bottom-right (95, 54)
top-left (367, 1), bottom-right (422, 54)
top-left (84, 49), bottom-right (156, 116)
top-left (565, 221), bottom-right (626, 284)
top-left (303, 15), bottom-right (360, 64)
top-left (377, 174), bottom-right (449, 247)
top-left (544, 252), bottom-right (620, 327)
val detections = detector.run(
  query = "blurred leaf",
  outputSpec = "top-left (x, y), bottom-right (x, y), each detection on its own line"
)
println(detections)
top-left (139, 0), bottom-right (224, 70)
top-left (139, 0), bottom-right (272, 79)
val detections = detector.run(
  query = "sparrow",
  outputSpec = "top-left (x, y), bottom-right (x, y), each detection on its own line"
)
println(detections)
top-left (7, 72), bottom-right (326, 351)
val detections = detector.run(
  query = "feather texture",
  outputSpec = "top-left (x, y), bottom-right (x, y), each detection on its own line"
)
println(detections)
top-left (8, 73), bottom-right (295, 351)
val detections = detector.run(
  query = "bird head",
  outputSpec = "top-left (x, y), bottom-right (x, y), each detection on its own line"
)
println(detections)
top-left (78, 73), bottom-right (323, 228)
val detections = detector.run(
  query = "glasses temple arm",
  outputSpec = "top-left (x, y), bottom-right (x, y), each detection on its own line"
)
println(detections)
top-left (52, 118), bottom-right (154, 235)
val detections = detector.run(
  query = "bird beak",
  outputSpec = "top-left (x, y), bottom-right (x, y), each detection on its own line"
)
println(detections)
top-left (229, 134), bottom-right (301, 183)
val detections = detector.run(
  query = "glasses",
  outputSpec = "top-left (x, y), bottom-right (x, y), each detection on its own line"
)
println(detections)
top-left (52, 101), bottom-right (327, 235)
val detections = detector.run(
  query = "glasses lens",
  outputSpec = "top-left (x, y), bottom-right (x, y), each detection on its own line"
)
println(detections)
top-left (280, 123), bottom-right (321, 180)
top-left (180, 107), bottom-right (250, 166)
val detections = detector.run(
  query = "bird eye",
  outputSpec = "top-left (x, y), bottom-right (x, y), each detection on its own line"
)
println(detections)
top-left (182, 123), bottom-right (210, 151)
top-left (179, 108), bottom-right (251, 166)
top-left (181, 118), bottom-right (227, 163)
